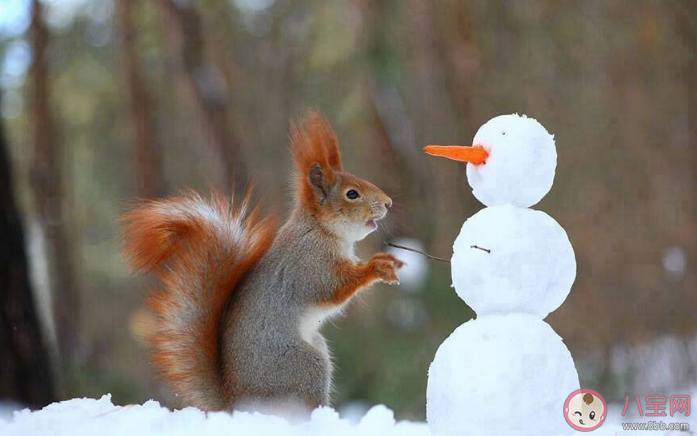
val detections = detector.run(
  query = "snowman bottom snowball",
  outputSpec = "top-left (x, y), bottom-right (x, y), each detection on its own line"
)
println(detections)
top-left (427, 313), bottom-right (579, 436)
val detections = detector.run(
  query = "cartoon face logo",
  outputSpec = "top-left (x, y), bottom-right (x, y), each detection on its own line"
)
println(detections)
top-left (564, 389), bottom-right (606, 431)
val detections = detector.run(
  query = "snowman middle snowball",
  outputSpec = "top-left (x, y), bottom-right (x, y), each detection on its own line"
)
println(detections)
top-left (452, 205), bottom-right (576, 319)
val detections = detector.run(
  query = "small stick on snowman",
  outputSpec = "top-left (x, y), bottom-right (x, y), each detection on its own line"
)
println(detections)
top-left (470, 245), bottom-right (491, 254)
top-left (423, 114), bottom-right (583, 436)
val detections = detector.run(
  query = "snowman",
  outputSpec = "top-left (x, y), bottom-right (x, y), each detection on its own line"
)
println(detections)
top-left (424, 115), bottom-right (580, 436)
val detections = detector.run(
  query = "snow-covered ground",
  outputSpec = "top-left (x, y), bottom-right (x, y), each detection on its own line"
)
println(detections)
top-left (0, 395), bottom-right (430, 436)
top-left (2, 394), bottom-right (694, 436)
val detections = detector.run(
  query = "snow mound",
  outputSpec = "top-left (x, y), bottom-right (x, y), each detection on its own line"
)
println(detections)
top-left (427, 313), bottom-right (579, 436)
top-left (0, 395), bottom-right (431, 436)
top-left (451, 205), bottom-right (576, 319)
top-left (466, 114), bottom-right (556, 208)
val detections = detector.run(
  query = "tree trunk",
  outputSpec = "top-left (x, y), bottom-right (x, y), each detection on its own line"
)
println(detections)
top-left (0, 100), bottom-right (56, 408)
top-left (676, 0), bottom-right (697, 336)
top-left (116, 0), bottom-right (166, 198)
top-left (353, 0), bottom-right (423, 237)
top-left (678, 2), bottom-right (697, 186)
top-left (402, 0), bottom-right (477, 253)
top-left (29, 0), bottom-right (80, 362)
top-left (155, 0), bottom-right (246, 191)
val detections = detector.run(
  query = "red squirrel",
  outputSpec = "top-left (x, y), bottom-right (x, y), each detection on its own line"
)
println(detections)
top-left (121, 110), bottom-right (403, 414)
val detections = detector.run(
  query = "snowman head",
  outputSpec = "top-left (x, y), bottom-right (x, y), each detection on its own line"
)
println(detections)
top-left (424, 114), bottom-right (556, 208)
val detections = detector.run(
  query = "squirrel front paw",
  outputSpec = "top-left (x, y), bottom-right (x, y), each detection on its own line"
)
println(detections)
top-left (368, 253), bottom-right (404, 285)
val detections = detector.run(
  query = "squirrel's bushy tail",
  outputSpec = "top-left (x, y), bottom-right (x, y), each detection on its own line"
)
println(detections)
top-left (121, 189), bottom-right (276, 410)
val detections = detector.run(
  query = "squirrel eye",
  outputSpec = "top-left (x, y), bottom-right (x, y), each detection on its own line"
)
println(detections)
top-left (589, 411), bottom-right (595, 420)
top-left (346, 189), bottom-right (360, 200)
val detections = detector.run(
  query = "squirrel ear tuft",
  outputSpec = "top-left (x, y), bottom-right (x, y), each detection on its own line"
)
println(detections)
top-left (320, 120), bottom-right (342, 172)
top-left (289, 109), bottom-right (342, 207)
top-left (305, 109), bottom-right (342, 172)
top-left (289, 110), bottom-right (342, 175)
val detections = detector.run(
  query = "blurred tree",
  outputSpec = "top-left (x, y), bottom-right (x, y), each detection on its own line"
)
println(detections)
top-left (0, 97), bottom-right (56, 408)
top-left (353, 0), bottom-right (421, 237)
top-left (675, 0), bottom-right (697, 382)
top-left (402, 0), bottom-right (477, 253)
top-left (116, 0), bottom-right (166, 197)
top-left (155, 0), bottom-right (246, 191)
top-left (677, 1), bottom-right (697, 196)
top-left (29, 0), bottom-right (80, 364)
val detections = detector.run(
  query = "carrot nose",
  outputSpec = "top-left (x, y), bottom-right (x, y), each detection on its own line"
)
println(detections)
top-left (423, 145), bottom-right (489, 165)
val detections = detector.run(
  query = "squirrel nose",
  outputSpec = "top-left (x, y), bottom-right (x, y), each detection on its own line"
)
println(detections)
top-left (384, 198), bottom-right (392, 209)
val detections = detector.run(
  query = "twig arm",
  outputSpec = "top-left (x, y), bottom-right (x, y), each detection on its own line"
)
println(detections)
top-left (385, 242), bottom-right (450, 263)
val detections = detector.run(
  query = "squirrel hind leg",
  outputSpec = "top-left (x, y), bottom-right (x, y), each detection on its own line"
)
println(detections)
top-left (275, 341), bottom-right (331, 411)
top-left (231, 341), bottom-right (330, 417)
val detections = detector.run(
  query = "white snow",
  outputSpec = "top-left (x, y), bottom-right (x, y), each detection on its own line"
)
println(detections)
top-left (2, 393), bottom-right (690, 436)
top-left (426, 313), bottom-right (579, 436)
top-left (662, 246), bottom-right (687, 276)
top-left (0, 400), bottom-right (23, 422)
top-left (451, 205), bottom-right (576, 319)
top-left (0, 395), bottom-right (431, 436)
top-left (466, 114), bottom-right (556, 208)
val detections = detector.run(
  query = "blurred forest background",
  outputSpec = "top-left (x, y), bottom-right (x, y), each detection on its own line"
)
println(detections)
top-left (1, 0), bottom-right (697, 421)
